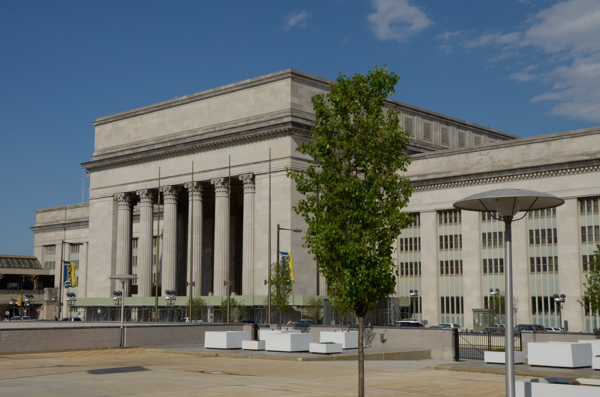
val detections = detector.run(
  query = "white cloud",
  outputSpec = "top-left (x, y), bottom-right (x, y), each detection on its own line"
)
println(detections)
top-left (438, 0), bottom-right (600, 124)
top-left (283, 10), bottom-right (310, 31)
top-left (367, 0), bottom-right (433, 42)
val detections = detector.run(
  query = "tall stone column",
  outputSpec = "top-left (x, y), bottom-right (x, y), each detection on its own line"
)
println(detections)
top-left (136, 189), bottom-right (155, 297)
top-left (114, 193), bottom-right (133, 296)
top-left (185, 182), bottom-right (203, 296)
top-left (239, 173), bottom-right (255, 296)
top-left (211, 178), bottom-right (229, 297)
top-left (160, 186), bottom-right (179, 295)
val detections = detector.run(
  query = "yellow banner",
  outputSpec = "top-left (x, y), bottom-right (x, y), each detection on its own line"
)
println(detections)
top-left (281, 252), bottom-right (295, 284)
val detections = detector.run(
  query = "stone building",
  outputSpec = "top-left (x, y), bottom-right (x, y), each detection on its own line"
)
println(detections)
top-left (30, 69), bottom-right (600, 330)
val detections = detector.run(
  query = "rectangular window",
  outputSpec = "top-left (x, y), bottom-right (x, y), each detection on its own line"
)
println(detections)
top-left (493, 232), bottom-right (498, 247)
top-left (460, 260), bottom-right (463, 275)
top-left (405, 117), bottom-right (414, 136)
top-left (441, 126), bottom-right (450, 146)
top-left (445, 261), bottom-right (449, 275)
top-left (529, 230), bottom-right (534, 245)
top-left (483, 259), bottom-right (487, 274)
top-left (542, 256), bottom-right (547, 272)
top-left (583, 255), bottom-right (589, 271)
top-left (530, 257), bottom-right (535, 273)
top-left (450, 297), bottom-right (455, 314)
top-left (595, 198), bottom-right (599, 213)
top-left (536, 257), bottom-right (541, 272)
top-left (43, 245), bottom-right (56, 270)
top-left (444, 235), bottom-right (448, 249)
top-left (70, 244), bottom-right (80, 270)
top-left (409, 262), bottom-right (413, 276)
top-left (541, 229), bottom-right (546, 244)
top-left (409, 238), bottom-right (413, 251)
top-left (582, 227), bottom-right (587, 243)
top-left (441, 297), bottom-right (445, 314)
top-left (596, 226), bottom-right (600, 242)
top-left (589, 226), bottom-right (594, 243)
top-left (440, 261), bottom-right (444, 275)
top-left (423, 121), bottom-right (432, 141)
top-left (553, 228), bottom-right (557, 244)
top-left (531, 297), bottom-right (537, 315)
top-left (499, 232), bottom-right (503, 247)
top-left (494, 258), bottom-right (499, 274)
top-left (548, 256), bottom-right (554, 272)
top-left (449, 235), bottom-right (454, 249)
top-left (450, 260), bottom-right (454, 275)
top-left (499, 258), bottom-right (504, 273)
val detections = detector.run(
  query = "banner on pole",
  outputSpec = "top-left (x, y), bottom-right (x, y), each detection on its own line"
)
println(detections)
top-left (63, 260), bottom-right (77, 288)
top-left (280, 252), bottom-right (295, 285)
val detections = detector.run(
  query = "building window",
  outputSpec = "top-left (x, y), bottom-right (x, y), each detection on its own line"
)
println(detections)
top-left (423, 121), bottom-right (432, 142)
top-left (458, 130), bottom-right (466, 147)
top-left (70, 244), bottom-right (80, 270)
top-left (398, 213), bottom-right (422, 322)
top-left (43, 245), bottom-right (56, 270)
top-left (473, 135), bottom-right (482, 146)
top-left (404, 117), bottom-right (414, 136)
top-left (441, 126), bottom-right (450, 146)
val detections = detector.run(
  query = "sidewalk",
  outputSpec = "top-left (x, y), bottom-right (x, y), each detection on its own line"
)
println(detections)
top-left (431, 359), bottom-right (600, 380)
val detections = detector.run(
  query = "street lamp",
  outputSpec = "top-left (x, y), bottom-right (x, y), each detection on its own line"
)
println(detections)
top-left (409, 290), bottom-right (419, 320)
top-left (109, 274), bottom-right (138, 348)
top-left (25, 294), bottom-right (35, 319)
top-left (490, 288), bottom-right (500, 325)
top-left (165, 290), bottom-right (176, 322)
top-left (268, 224), bottom-right (302, 325)
top-left (554, 293), bottom-right (566, 330)
top-left (454, 188), bottom-right (564, 397)
top-left (113, 291), bottom-right (122, 321)
top-left (66, 292), bottom-right (76, 319)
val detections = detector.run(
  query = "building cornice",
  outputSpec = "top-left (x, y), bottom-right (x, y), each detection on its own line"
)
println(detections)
top-left (35, 203), bottom-right (89, 214)
top-left (30, 220), bottom-right (89, 233)
top-left (82, 125), bottom-right (311, 172)
top-left (411, 158), bottom-right (600, 192)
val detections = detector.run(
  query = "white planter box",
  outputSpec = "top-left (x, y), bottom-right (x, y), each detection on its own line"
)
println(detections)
top-left (259, 329), bottom-right (301, 340)
top-left (204, 331), bottom-right (250, 349)
top-left (528, 342), bottom-right (592, 368)
top-left (242, 340), bottom-right (265, 351)
top-left (265, 332), bottom-right (313, 352)
top-left (579, 339), bottom-right (600, 357)
top-left (309, 343), bottom-right (342, 354)
top-left (319, 331), bottom-right (358, 349)
top-left (484, 350), bottom-right (525, 364)
top-left (516, 377), bottom-right (600, 397)
top-left (593, 356), bottom-right (600, 370)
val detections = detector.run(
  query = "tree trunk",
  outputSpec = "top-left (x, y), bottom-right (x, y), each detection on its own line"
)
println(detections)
top-left (358, 316), bottom-right (364, 397)
top-left (278, 309), bottom-right (282, 330)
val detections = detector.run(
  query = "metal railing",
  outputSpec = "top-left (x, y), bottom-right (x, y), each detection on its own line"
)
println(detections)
top-left (453, 329), bottom-right (522, 361)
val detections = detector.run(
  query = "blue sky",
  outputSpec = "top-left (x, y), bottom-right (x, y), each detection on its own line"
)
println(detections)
top-left (1, 0), bottom-right (599, 255)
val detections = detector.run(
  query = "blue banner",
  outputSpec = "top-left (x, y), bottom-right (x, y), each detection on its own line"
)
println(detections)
top-left (280, 252), bottom-right (295, 285)
top-left (64, 260), bottom-right (77, 288)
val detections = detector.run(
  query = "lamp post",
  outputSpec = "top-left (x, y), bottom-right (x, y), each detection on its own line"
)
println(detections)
top-left (109, 274), bottom-right (138, 348)
top-left (25, 294), bottom-right (35, 319)
top-left (269, 224), bottom-right (302, 325)
top-left (9, 298), bottom-right (17, 319)
top-left (454, 188), bottom-right (564, 397)
top-left (113, 291), bottom-right (122, 321)
top-left (165, 290), bottom-right (176, 322)
top-left (490, 288), bottom-right (500, 325)
top-left (66, 292), bottom-right (76, 319)
top-left (409, 290), bottom-right (419, 320)
top-left (554, 293), bottom-right (566, 330)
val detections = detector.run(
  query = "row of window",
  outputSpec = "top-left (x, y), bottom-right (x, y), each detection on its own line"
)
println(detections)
top-left (481, 212), bottom-right (502, 222)
top-left (531, 296), bottom-right (562, 316)
top-left (582, 255), bottom-right (597, 272)
top-left (439, 235), bottom-right (463, 250)
top-left (530, 256), bottom-right (559, 273)
top-left (440, 260), bottom-right (463, 275)
top-left (483, 258), bottom-right (504, 274)
top-left (529, 229), bottom-right (558, 245)
top-left (438, 210), bottom-right (461, 225)
top-left (399, 262), bottom-right (421, 276)
top-left (441, 296), bottom-right (464, 314)
top-left (528, 208), bottom-right (557, 218)
top-left (482, 232), bottom-right (504, 248)
top-left (42, 244), bottom-right (79, 270)
top-left (399, 237), bottom-right (421, 252)
top-left (581, 226), bottom-right (600, 243)
top-left (580, 197), bottom-right (599, 215)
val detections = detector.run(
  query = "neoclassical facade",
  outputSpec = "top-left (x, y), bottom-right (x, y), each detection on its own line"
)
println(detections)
top-left (30, 69), bottom-right (600, 330)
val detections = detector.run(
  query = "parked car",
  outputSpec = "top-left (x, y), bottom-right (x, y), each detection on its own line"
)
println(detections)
top-left (514, 324), bottom-right (546, 332)
top-left (61, 317), bottom-right (82, 322)
top-left (396, 320), bottom-right (423, 327)
top-left (480, 327), bottom-right (502, 333)
top-left (544, 327), bottom-right (563, 332)
top-left (10, 316), bottom-right (22, 321)
top-left (437, 323), bottom-right (462, 329)
top-left (291, 319), bottom-right (312, 326)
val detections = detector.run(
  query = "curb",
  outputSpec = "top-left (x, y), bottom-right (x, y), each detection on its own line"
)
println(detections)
top-left (428, 365), bottom-right (600, 380)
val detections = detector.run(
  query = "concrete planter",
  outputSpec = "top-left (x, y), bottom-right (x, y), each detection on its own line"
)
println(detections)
top-left (242, 340), bottom-right (265, 351)
top-left (265, 332), bottom-right (313, 352)
top-left (204, 331), bottom-right (249, 349)
top-left (484, 350), bottom-right (525, 364)
top-left (528, 342), bottom-right (592, 368)
top-left (259, 330), bottom-right (301, 340)
top-left (593, 356), bottom-right (600, 370)
top-left (309, 343), bottom-right (342, 354)
top-left (516, 377), bottom-right (600, 397)
top-left (319, 331), bottom-right (358, 349)
top-left (579, 339), bottom-right (600, 357)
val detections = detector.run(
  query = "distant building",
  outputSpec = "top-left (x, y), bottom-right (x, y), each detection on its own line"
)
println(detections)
top-left (30, 70), bottom-right (600, 330)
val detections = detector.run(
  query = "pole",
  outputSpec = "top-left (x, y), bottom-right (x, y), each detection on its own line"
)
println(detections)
top-left (155, 168), bottom-right (161, 322)
top-left (189, 162), bottom-right (194, 321)
top-left (120, 281), bottom-right (125, 347)
top-left (503, 216), bottom-right (515, 397)
top-left (82, 169), bottom-right (85, 204)
top-left (277, 224), bottom-right (280, 264)
top-left (59, 240), bottom-right (64, 320)
top-left (227, 155), bottom-right (231, 323)
top-left (268, 148), bottom-right (272, 326)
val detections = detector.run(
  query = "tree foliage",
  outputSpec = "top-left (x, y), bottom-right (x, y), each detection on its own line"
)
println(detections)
top-left (287, 66), bottom-right (412, 396)
top-left (186, 296), bottom-right (207, 321)
top-left (488, 289), bottom-right (519, 325)
top-left (269, 260), bottom-right (293, 329)
top-left (579, 244), bottom-right (600, 315)
top-left (302, 296), bottom-right (323, 324)
top-left (220, 297), bottom-right (248, 322)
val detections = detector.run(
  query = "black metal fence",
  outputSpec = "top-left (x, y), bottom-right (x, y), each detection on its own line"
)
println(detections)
top-left (453, 329), bottom-right (522, 361)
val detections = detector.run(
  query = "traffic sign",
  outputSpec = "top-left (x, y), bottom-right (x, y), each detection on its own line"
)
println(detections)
top-left (36, 307), bottom-right (41, 313)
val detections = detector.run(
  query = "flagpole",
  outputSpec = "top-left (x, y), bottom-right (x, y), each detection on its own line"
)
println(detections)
top-left (268, 148), bottom-right (271, 326)
top-left (59, 239), bottom-right (64, 320)
top-left (188, 161), bottom-right (194, 321)
top-left (226, 155), bottom-right (231, 323)
top-left (82, 170), bottom-right (85, 204)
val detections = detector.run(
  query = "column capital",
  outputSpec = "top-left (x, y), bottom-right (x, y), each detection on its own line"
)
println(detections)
top-left (184, 181), bottom-right (203, 200)
top-left (160, 186), bottom-right (179, 204)
top-left (136, 189), bottom-right (155, 206)
top-left (211, 178), bottom-right (229, 197)
top-left (239, 173), bottom-right (255, 193)
top-left (114, 192), bottom-right (133, 209)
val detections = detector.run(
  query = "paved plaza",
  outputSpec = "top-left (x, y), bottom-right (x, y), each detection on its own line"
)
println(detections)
top-left (0, 348), bottom-right (521, 397)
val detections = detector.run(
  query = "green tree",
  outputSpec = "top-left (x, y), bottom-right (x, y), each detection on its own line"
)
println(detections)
top-left (287, 66), bottom-right (413, 396)
top-left (329, 287), bottom-right (354, 331)
top-left (488, 289), bottom-right (519, 326)
top-left (303, 296), bottom-right (323, 324)
top-left (579, 244), bottom-right (600, 330)
top-left (186, 296), bottom-right (208, 321)
top-left (269, 261), bottom-right (293, 330)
